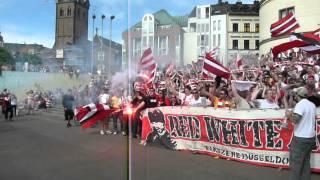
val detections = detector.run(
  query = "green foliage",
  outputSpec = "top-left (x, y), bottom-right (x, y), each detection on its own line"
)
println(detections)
top-left (0, 48), bottom-right (14, 65)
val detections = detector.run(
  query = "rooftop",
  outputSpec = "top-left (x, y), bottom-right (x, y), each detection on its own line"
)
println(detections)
top-left (130, 9), bottom-right (188, 30)
top-left (56, 0), bottom-right (90, 7)
top-left (4, 43), bottom-right (46, 50)
top-left (189, 0), bottom-right (259, 17)
top-left (93, 35), bottom-right (122, 50)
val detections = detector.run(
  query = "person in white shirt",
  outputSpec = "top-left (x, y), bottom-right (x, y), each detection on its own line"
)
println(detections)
top-left (98, 88), bottom-right (110, 135)
top-left (188, 89), bottom-right (211, 107)
top-left (10, 93), bottom-right (17, 117)
top-left (26, 90), bottom-right (35, 115)
top-left (255, 89), bottom-right (280, 109)
top-left (286, 87), bottom-right (317, 180)
top-left (169, 84), bottom-right (193, 106)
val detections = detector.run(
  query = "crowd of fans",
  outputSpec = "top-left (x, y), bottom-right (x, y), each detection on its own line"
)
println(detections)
top-left (58, 51), bottom-right (320, 140)
top-left (0, 88), bottom-right (61, 120)
top-left (2, 50), bottom-right (319, 140)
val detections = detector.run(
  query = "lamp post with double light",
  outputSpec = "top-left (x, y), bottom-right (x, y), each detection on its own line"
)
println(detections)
top-left (91, 14), bottom-right (96, 74)
top-left (108, 15), bottom-right (115, 77)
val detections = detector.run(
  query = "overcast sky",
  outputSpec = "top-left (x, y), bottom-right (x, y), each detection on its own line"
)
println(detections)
top-left (0, 0), bottom-right (254, 48)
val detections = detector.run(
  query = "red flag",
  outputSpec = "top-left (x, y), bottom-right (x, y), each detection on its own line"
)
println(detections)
top-left (138, 48), bottom-right (157, 84)
top-left (235, 53), bottom-right (243, 69)
top-left (207, 47), bottom-right (219, 59)
top-left (165, 63), bottom-right (175, 76)
top-left (75, 103), bottom-right (115, 129)
top-left (270, 13), bottom-right (300, 37)
top-left (272, 29), bottom-right (320, 57)
top-left (186, 78), bottom-right (198, 90)
top-left (202, 53), bottom-right (230, 79)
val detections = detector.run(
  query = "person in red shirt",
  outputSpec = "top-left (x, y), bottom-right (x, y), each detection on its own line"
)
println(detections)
top-left (156, 89), bottom-right (170, 106)
top-left (169, 94), bottom-right (181, 106)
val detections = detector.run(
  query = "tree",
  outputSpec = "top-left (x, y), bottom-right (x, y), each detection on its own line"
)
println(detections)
top-left (0, 48), bottom-right (14, 65)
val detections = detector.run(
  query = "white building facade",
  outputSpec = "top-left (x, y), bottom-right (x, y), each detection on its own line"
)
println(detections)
top-left (185, 1), bottom-right (259, 66)
top-left (259, 0), bottom-right (320, 55)
top-left (227, 14), bottom-right (260, 67)
top-left (122, 10), bottom-right (187, 70)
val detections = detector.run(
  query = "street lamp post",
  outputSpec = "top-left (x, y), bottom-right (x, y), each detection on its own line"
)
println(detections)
top-left (91, 14), bottom-right (96, 74)
top-left (101, 15), bottom-right (105, 73)
top-left (108, 15), bottom-right (115, 77)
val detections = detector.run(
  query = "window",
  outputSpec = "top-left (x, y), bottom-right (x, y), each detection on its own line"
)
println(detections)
top-left (201, 24), bottom-right (205, 33)
top-left (232, 40), bottom-right (238, 49)
top-left (142, 14), bottom-right (154, 36)
top-left (134, 28), bottom-right (141, 32)
top-left (190, 23), bottom-right (196, 32)
top-left (205, 7), bottom-right (210, 18)
top-left (244, 40), bottom-right (250, 50)
top-left (205, 24), bottom-right (209, 32)
top-left (142, 37), bottom-right (147, 48)
top-left (279, 7), bottom-right (295, 19)
top-left (197, 8), bottom-right (201, 18)
top-left (133, 38), bottom-right (141, 57)
top-left (175, 35), bottom-right (180, 47)
top-left (59, 8), bottom-right (64, 16)
top-left (159, 36), bottom-right (167, 55)
top-left (255, 40), bottom-right (259, 50)
top-left (244, 23), bottom-right (250, 32)
top-left (197, 24), bottom-right (200, 33)
top-left (175, 46), bottom-right (180, 64)
top-left (233, 23), bottom-right (238, 32)
top-left (205, 35), bottom-right (209, 46)
top-left (148, 36), bottom-right (154, 49)
top-left (213, 21), bottom-right (216, 31)
top-left (67, 7), bottom-right (72, 16)
top-left (213, 35), bottom-right (216, 47)
top-left (199, 35), bottom-right (208, 46)
top-left (218, 20), bottom-right (221, 30)
top-left (255, 23), bottom-right (259, 33)
top-left (159, 25), bottom-right (171, 30)
top-left (218, 34), bottom-right (221, 46)
top-left (201, 35), bottom-right (205, 46)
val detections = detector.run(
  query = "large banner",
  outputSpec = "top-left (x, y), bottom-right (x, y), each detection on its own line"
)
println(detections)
top-left (141, 107), bottom-right (320, 173)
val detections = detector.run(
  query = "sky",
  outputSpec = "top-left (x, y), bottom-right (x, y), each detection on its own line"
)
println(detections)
top-left (0, 0), bottom-right (254, 48)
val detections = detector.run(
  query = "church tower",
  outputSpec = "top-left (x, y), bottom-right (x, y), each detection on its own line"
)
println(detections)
top-left (0, 32), bottom-right (4, 48)
top-left (55, 0), bottom-right (90, 49)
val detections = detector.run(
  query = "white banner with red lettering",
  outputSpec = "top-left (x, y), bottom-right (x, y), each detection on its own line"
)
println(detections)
top-left (141, 107), bottom-right (320, 173)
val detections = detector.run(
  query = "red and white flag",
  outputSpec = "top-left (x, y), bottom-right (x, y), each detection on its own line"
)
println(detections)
top-left (235, 53), bottom-right (243, 69)
top-left (75, 103), bottom-right (115, 129)
top-left (270, 13), bottom-right (300, 37)
top-left (202, 53), bottom-right (230, 79)
top-left (138, 48), bottom-right (157, 84)
top-left (207, 47), bottom-right (219, 59)
top-left (165, 63), bottom-right (175, 77)
top-left (231, 80), bottom-right (257, 91)
top-left (186, 78), bottom-right (198, 90)
top-left (272, 28), bottom-right (320, 57)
